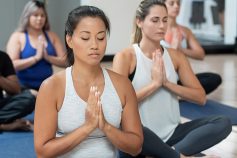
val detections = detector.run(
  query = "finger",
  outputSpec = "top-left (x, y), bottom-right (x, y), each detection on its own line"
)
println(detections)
top-left (156, 49), bottom-right (162, 58)
top-left (97, 100), bottom-right (101, 114)
top-left (161, 59), bottom-right (166, 77)
top-left (96, 91), bottom-right (101, 101)
top-left (152, 52), bottom-right (155, 62)
top-left (87, 86), bottom-right (96, 105)
top-left (98, 100), bottom-right (104, 123)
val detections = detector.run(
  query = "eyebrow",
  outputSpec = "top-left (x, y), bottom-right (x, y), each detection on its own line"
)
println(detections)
top-left (79, 31), bottom-right (106, 34)
top-left (152, 16), bottom-right (168, 19)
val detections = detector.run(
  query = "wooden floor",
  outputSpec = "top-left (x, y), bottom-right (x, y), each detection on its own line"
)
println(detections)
top-left (101, 54), bottom-right (237, 158)
top-left (188, 54), bottom-right (237, 158)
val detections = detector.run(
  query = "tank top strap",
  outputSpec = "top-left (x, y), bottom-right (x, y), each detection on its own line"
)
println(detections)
top-left (43, 31), bottom-right (54, 46)
top-left (25, 31), bottom-right (30, 46)
top-left (132, 43), bottom-right (146, 68)
top-left (101, 68), bottom-right (110, 88)
top-left (133, 43), bottom-right (141, 58)
top-left (65, 66), bottom-right (75, 96)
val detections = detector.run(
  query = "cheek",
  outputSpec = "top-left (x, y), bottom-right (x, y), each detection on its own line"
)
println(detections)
top-left (100, 41), bottom-right (107, 50)
top-left (144, 23), bottom-right (156, 33)
top-left (29, 17), bottom-right (34, 23)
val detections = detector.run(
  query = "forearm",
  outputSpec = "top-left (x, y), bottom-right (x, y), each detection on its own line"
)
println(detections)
top-left (36, 124), bottom-right (94, 158)
top-left (164, 81), bottom-right (206, 105)
top-left (45, 55), bottom-right (67, 68)
top-left (0, 76), bottom-right (20, 94)
top-left (180, 48), bottom-right (205, 60)
top-left (13, 57), bottom-right (37, 71)
top-left (103, 124), bottom-right (142, 156)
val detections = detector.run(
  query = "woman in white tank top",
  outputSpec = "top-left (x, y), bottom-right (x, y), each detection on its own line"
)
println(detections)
top-left (113, 1), bottom-right (231, 158)
top-left (34, 6), bottom-right (143, 158)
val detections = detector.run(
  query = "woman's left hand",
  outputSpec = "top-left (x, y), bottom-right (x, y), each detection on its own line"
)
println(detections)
top-left (43, 49), bottom-right (50, 61)
top-left (161, 59), bottom-right (168, 86)
top-left (98, 101), bottom-right (108, 132)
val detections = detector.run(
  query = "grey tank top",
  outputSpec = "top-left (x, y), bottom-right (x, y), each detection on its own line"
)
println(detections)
top-left (57, 66), bottom-right (122, 158)
top-left (132, 44), bottom-right (180, 142)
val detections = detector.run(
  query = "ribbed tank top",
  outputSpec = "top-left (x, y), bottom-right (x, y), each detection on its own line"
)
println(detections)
top-left (132, 44), bottom-right (180, 142)
top-left (57, 66), bottom-right (122, 158)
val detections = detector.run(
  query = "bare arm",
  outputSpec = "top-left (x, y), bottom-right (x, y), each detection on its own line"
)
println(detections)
top-left (7, 32), bottom-right (39, 71)
top-left (34, 75), bottom-right (95, 158)
top-left (43, 32), bottom-right (67, 68)
top-left (0, 75), bottom-right (20, 94)
top-left (100, 74), bottom-right (143, 156)
top-left (180, 27), bottom-right (205, 60)
top-left (163, 49), bottom-right (206, 105)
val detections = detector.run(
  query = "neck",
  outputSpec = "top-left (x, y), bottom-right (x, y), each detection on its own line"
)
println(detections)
top-left (168, 16), bottom-right (178, 28)
top-left (27, 27), bottom-right (44, 37)
top-left (139, 38), bottom-right (163, 58)
top-left (72, 61), bottom-right (102, 86)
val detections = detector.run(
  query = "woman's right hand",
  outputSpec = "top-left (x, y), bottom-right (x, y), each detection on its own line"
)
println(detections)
top-left (151, 49), bottom-right (163, 89)
top-left (85, 86), bottom-right (100, 131)
top-left (35, 35), bottom-right (45, 61)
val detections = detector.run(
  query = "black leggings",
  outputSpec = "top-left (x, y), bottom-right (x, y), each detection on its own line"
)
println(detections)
top-left (119, 115), bottom-right (231, 158)
top-left (196, 72), bottom-right (222, 94)
top-left (0, 90), bottom-right (35, 123)
top-left (178, 72), bottom-right (222, 95)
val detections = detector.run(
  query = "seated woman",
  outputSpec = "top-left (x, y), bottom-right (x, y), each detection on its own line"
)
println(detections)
top-left (162, 0), bottom-right (222, 94)
top-left (7, 0), bottom-right (66, 90)
top-left (34, 5), bottom-right (143, 158)
top-left (113, 0), bottom-right (231, 158)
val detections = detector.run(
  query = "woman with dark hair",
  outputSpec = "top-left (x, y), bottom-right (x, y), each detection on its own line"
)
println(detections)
top-left (34, 5), bottom-right (143, 158)
top-left (113, 0), bottom-right (231, 158)
top-left (7, 0), bottom-right (66, 90)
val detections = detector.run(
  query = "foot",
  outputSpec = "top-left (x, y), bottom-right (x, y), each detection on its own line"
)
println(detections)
top-left (0, 119), bottom-right (34, 131)
top-left (29, 89), bottom-right (38, 97)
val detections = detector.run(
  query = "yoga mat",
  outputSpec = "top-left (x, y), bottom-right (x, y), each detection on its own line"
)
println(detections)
top-left (180, 99), bottom-right (237, 125)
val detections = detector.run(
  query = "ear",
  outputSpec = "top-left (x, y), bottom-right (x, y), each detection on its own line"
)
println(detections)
top-left (66, 34), bottom-right (73, 49)
top-left (136, 18), bottom-right (143, 29)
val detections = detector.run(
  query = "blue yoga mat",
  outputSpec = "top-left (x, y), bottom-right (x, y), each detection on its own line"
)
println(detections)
top-left (180, 99), bottom-right (237, 125)
top-left (0, 112), bottom-right (36, 158)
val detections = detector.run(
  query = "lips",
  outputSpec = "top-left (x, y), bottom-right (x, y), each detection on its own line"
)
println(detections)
top-left (89, 53), bottom-right (100, 58)
top-left (156, 32), bottom-right (165, 35)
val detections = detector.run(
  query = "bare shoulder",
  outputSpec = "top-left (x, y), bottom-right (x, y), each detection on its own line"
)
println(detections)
top-left (113, 46), bottom-right (136, 75)
top-left (45, 31), bottom-right (59, 42)
top-left (8, 32), bottom-right (24, 41)
top-left (179, 25), bottom-right (193, 37)
top-left (39, 70), bottom-right (66, 95)
top-left (179, 25), bottom-right (191, 33)
top-left (114, 46), bottom-right (135, 60)
top-left (106, 69), bottom-right (129, 82)
top-left (7, 32), bottom-right (25, 54)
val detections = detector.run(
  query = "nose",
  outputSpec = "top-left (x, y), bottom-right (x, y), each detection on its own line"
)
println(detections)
top-left (159, 21), bottom-right (165, 29)
top-left (174, 2), bottom-right (180, 9)
top-left (91, 38), bottom-right (98, 50)
top-left (37, 15), bottom-right (45, 20)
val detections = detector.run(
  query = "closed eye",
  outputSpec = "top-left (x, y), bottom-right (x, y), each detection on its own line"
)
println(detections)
top-left (81, 37), bottom-right (89, 40)
top-left (97, 37), bottom-right (105, 41)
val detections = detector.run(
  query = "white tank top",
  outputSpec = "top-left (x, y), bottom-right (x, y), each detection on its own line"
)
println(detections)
top-left (132, 44), bottom-right (180, 142)
top-left (57, 67), bottom-right (122, 158)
